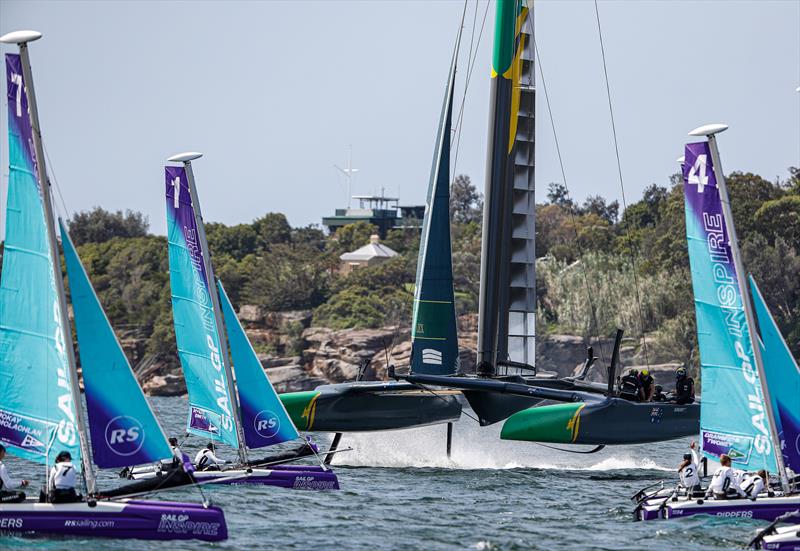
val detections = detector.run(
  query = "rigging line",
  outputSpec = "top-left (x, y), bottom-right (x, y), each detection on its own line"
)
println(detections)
top-left (592, 0), bottom-right (650, 368)
top-left (530, 20), bottom-right (607, 368)
top-left (42, 141), bottom-right (71, 222)
top-left (451, 0), bottom-right (480, 165)
top-left (452, 0), bottom-right (491, 176)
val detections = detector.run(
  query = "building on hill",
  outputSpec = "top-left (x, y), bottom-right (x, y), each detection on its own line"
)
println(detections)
top-left (339, 234), bottom-right (398, 274)
top-left (322, 192), bottom-right (424, 238)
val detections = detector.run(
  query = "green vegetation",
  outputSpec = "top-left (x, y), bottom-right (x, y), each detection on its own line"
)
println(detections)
top-left (2, 168), bottom-right (795, 371)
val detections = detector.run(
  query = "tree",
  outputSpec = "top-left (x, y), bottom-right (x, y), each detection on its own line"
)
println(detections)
top-left (546, 182), bottom-right (575, 210)
top-left (206, 222), bottom-right (259, 260)
top-left (252, 212), bottom-right (292, 247)
top-left (450, 174), bottom-right (483, 224)
top-left (68, 207), bottom-right (149, 245)
top-left (581, 195), bottom-right (619, 224)
top-left (334, 221), bottom-right (378, 252)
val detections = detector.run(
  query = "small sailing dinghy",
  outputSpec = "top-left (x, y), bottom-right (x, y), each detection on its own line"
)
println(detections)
top-left (0, 30), bottom-right (227, 541)
top-left (126, 154), bottom-right (338, 490)
top-left (749, 511), bottom-right (800, 550)
top-left (634, 125), bottom-right (800, 522)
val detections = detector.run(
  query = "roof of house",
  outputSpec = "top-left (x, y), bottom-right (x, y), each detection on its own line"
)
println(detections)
top-left (340, 235), bottom-right (398, 262)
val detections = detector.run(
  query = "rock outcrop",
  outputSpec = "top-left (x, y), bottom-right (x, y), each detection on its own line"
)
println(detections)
top-left (136, 306), bottom-right (687, 396)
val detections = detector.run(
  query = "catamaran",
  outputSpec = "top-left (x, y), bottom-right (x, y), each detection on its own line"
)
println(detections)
top-left (633, 125), bottom-right (800, 521)
top-left (126, 154), bottom-right (338, 490)
top-left (0, 30), bottom-right (227, 541)
top-left (392, 0), bottom-right (700, 448)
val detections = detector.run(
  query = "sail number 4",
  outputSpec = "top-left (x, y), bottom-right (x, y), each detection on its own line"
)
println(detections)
top-left (688, 154), bottom-right (709, 193)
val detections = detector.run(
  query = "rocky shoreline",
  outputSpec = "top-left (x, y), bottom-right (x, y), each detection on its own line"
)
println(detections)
top-left (127, 307), bottom-right (685, 396)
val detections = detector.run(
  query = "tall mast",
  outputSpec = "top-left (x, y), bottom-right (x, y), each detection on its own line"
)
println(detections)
top-left (478, 0), bottom-right (535, 373)
top-left (689, 124), bottom-right (789, 489)
top-left (167, 153), bottom-right (248, 464)
top-left (0, 30), bottom-right (96, 493)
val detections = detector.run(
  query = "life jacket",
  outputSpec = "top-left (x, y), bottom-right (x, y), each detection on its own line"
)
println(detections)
top-left (619, 374), bottom-right (640, 397)
top-left (675, 377), bottom-right (695, 404)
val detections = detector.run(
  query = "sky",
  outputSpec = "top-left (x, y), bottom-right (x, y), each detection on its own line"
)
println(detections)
top-left (1, 0), bottom-right (798, 236)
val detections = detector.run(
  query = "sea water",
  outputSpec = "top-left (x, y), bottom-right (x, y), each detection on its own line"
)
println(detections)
top-left (2, 396), bottom-right (762, 550)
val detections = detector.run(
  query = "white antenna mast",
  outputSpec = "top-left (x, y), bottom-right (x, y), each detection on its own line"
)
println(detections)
top-left (334, 145), bottom-right (359, 208)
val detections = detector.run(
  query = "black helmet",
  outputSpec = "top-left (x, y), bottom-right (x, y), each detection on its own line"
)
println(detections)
top-left (683, 453), bottom-right (692, 461)
top-left (676, 367), bottom-right (687, 379)
top-left (655, 385), bottom-right (663, 392)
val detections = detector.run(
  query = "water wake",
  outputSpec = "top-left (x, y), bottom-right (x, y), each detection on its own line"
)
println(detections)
top-left (330, 414), bottom-right (677, 472)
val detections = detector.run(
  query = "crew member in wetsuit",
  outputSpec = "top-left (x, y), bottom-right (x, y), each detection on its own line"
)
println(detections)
top-left (0, 444), bottom-right (28, 503)
top-left (618, 369), bottom-right (644, 402)
top-left (638, 369), bottom-right (655, 402)
top-left (741, 470), bottom-right (767, 500)
top-left (652, 385), bottom-right (668, 402)
top-left (673, 367), bottom-right (695, 404)
top-left (677, 441), bottom-right (702, 495)
top-left (48, 451), bottom-right (81, 503)
top-left (194, 443), bottom-right (227, 471)
top-left (706, 454), bottom-right (745, 499)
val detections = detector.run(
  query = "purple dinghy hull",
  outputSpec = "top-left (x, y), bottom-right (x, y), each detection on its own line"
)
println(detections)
top-left (636, 494), bottom-right (800, 522)
top-left (0, 498), bottom-right (227, 541)
top-left (195, 466), bottom-right (340, 491)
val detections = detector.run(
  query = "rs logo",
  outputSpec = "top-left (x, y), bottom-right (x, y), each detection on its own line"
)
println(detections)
top-left (105, 415), bottom-right (145, 456)
top-left (253, 410), bottom-right (280, 439)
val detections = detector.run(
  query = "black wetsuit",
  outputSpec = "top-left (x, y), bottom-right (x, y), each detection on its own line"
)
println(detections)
top-left (675, 376), bottom-right (695, 404)
top-left (639, 374), bottom-right (655, 401)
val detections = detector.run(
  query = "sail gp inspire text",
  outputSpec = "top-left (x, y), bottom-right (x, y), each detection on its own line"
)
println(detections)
top-left (184, 225), bottom-right (233, 432)
top-left (702, 211), bottom-right (771, 456)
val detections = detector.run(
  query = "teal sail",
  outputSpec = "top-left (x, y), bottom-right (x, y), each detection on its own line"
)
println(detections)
top-left (60, 220), bottom-right (172, 468)
top-left (166, 166), bottom-right (239, 448)
top-left (682, 141), bottom-right (776, 472)
top-left (0, 54), bottom-right (82, 468)
top-left (410, 46), bottom-right (459, 376)
top-left (749, 276), bottom-right (800, 476)
top-left (218, 282), bottom-right (299, 449)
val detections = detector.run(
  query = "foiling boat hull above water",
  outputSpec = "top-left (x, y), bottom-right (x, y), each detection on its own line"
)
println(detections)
top-left (500, 399), bottom-right (700, 445)
top-left (280, 381), bottom-right (462, 432)
top-left (635, 494), bottom-right (800, 522)
top-left (123, 465), bottom-right (339, 492)
top-left (0, 498), bottom-right (227, 541)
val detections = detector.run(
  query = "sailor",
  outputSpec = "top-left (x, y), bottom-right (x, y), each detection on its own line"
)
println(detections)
top-left (678, 441), bottom-right (702, 495)
top-left (194, 443), bottom-right (227, 471)
top-left (618, 369), bottom-right (644, 402)
top-left (638, 369), bottom-right (655, 401)
top-left (706, 454), bottom-right (745, 499)
top-left (673, 367), bottom-right (695, 405)
top-left (741, 470), bottom-right (767, 500)
top-left (0, 444), bottom-right (28, 503)
top-left (167, 437), bottom-right (185, 468)
top-left (651, 385), bottom-right (668, 402)
top-left (48, 451), bottom-right (81, 503)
